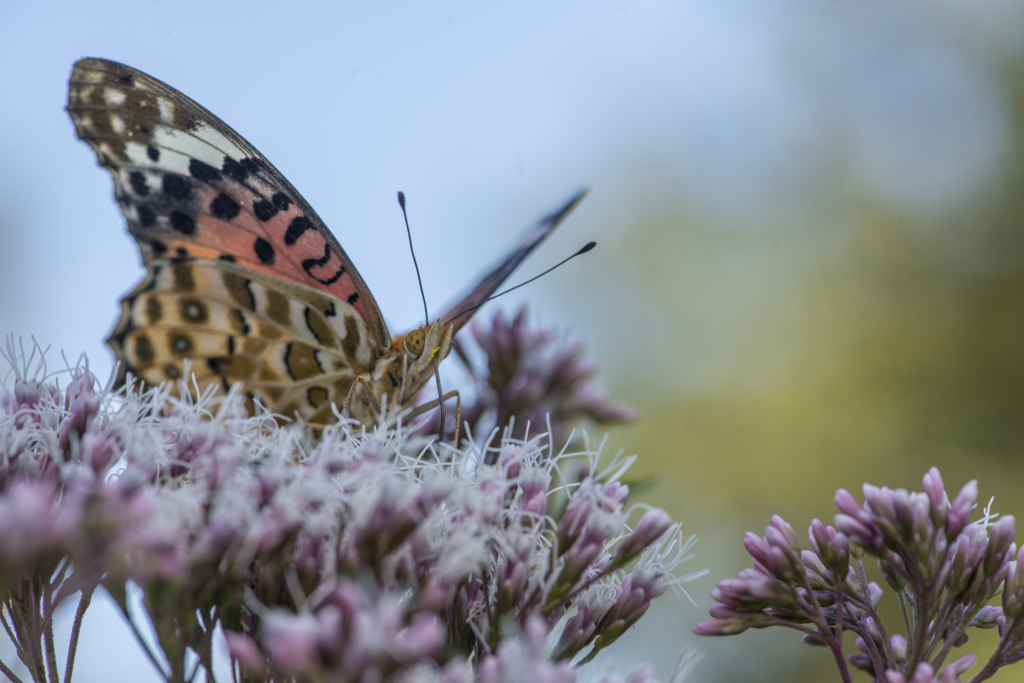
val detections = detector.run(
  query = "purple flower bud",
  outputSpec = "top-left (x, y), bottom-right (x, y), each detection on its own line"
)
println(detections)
top-left (225, 632), bottom-right (265, 673)
top-left (709, 570), bottom-right (793, 611)
top-left (692, 618), bottom-right (750, 636)
top-left (802, 632), bottom-right (827, 646)
top-left (808, 519), bottom-right (834, 563)
top-left (808, 520), bottom-right (849, 576)
top-left (946, 481), bottom-right (977, 540)
top-left (940, 654), bottom-right (976, 682)
top-left (848, 654), bottom-right (874, 673)
top-left (863, 485), bottom-right (900, 542)
top-left (499, 445), bottom-right (525, 479)
top-left (396, 613), bottom-right (446, 661)
top-left (973, 605), bottom-right (1003, 628)
top-left (884, 664), bottom-right (932, 683)
top-left (984, 516), bottom-right (1016, 576)
top-left (262, 612), bottom-right (321, 674)
top-left (879, 557), bottom-right (906, 591)
top-left (769, 516), bottom-right (801, 555)
top-left (1003, 546), bottom-right (1024, 620)
top-left (835, 488), bottom-right (865, 518)
top-left (81, 431), bottom-right (118, 473)
top-left (553, 601), bottom-right (600, 660)
top-left (949, 525), bottom-right (987, 595)
top-left (868, 581), bottom-right (883, 607)
top-left (519, 470), bottom-right (550, 518)
top-left (744, 532), bottom-right (771, 567)
top-left (802, 551), bottom-right (829, 590)
top-left (59, 369), bottom-right (101, 456)
top-left (560, 526), bottom-right (607, 587)
top-left (614, 509), bottom-right (672, 564)
top-left (891, 634), bottom-right (907, 663)
top-left (920, 468), bottom-right (948, 527)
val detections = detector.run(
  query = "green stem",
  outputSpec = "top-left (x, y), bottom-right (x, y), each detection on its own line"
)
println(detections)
top-left (63, 588), bottom-right (93, 683)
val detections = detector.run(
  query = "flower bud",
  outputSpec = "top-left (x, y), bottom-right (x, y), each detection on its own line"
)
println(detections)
top-left (985, 516), bottom-right (1016, 576)
top-left (921, 467), bottom-right (948, 529)
top-left (614, 509), bottom-right (672, 565)
top-left (692, 618), bottom-right (750, 636)
top-left (946, 481), bottom-right (978, 540)
top-left (891, 634), bottom-right (907, 663)
top-left (879, 556), bottom-right (906, 591)
top-left (1002, 546), bottom-right (1024, 620)
top-left (973, 605), bottom-right (1003, 629)
top-left (225, 632), bottom-right (265, 673)
top-left (948, 525), bottom-right (987, 595)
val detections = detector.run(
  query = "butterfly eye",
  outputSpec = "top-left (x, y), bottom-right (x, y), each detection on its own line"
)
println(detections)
top-left (404, 329), bottom-right (426, 358)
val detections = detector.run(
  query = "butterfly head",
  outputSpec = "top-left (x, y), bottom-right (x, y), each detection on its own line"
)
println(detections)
top-left (386, 320), bottom-right (454, 406)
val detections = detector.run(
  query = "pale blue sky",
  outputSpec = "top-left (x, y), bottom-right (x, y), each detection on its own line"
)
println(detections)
top-left (2, 1), bottom-right (1017, 390)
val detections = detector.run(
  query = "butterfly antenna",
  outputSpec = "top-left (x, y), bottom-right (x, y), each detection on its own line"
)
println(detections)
top-left (398, 192), bottom-right (431, 324)
top-left (449, 241), bottom-right (597, 323)
top-left (397, 192), bottom-right (447, 437)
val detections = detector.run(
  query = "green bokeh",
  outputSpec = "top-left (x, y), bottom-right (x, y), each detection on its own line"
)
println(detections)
top-left (593, 64), bottom-right (1024, 683)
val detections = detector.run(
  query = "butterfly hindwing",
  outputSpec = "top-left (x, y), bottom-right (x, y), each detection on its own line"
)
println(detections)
top-left (67, 57), bottom-right (390, 350)
top-left (111, 259), bottom-right (376, 422)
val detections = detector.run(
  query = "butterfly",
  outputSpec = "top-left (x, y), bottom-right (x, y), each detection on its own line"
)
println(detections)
top-left (67, 58), bottom-right (585, 427)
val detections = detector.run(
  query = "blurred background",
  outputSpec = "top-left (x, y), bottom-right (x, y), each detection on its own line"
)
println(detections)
top-left (2, 1), bottom-right (1024, 681)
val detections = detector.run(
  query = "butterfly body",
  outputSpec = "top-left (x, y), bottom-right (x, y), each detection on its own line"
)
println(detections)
top-left (67, 58), bottom-right (581, 424)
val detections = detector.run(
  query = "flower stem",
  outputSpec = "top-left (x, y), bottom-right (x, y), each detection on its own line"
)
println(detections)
top-left (63, 588), bottom-right (93, 683)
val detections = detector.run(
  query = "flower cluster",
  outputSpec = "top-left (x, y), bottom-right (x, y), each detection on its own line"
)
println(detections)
top-left (424, 307), bottom-right (636, 446)
top-left (695, 468), bottom-right (1024, 683)
top-left (0, 324), bottom-right (685, 683)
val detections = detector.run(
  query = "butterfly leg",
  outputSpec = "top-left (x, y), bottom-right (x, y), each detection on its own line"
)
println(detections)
top-left (341, 375), bottom-right (382, 419)
top-left (405, 390), bottom-right (463, 446)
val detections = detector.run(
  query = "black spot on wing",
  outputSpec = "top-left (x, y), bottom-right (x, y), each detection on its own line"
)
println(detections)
top-left (134, 335), bottom-right (154, 365)
top-left (272, 193), bottom-right (292, 211)
top-left (129, 171), bottom-right (149, 196)
top-left (189, 159), bottom-right (221, 183)
top-left (302, 242), bottom-right (345, 286)
top-left (171, 334), bottom-right (193, 355)
top-left (347, 292), bottom-right (359, 305)
top-left (146, 145), bottom-right (160, 162)
top-left (180, 298), bottom-right (208, 323)
top-left (218, 254), bottom-right (236, 262)
top-left (149, 239), bottom-right (167, 254)
top-left (254, 237), bottom-right (275, 264)
top-left (284, 216), bottom-right (314, 246)
top-left (222, 156), bottom-right (260, 182)
top-left (253, 199), bottom-right (276, 221)
top-left (138, 206), bottom-right (157, 227)
top-left (145, 297), bottom-right (162, 324)
top-left (162, 174), bottom-right (191, 201)
top-left (170, 211), bottom-right (195, 235)
top-left (210, 193), bottom-right (240, 220)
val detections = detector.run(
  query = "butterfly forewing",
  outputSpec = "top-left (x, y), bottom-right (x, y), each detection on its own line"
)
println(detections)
top-left (439, 189), bottom-right (588, 332)
top-left (67, 58), bottom-right (390, 349)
